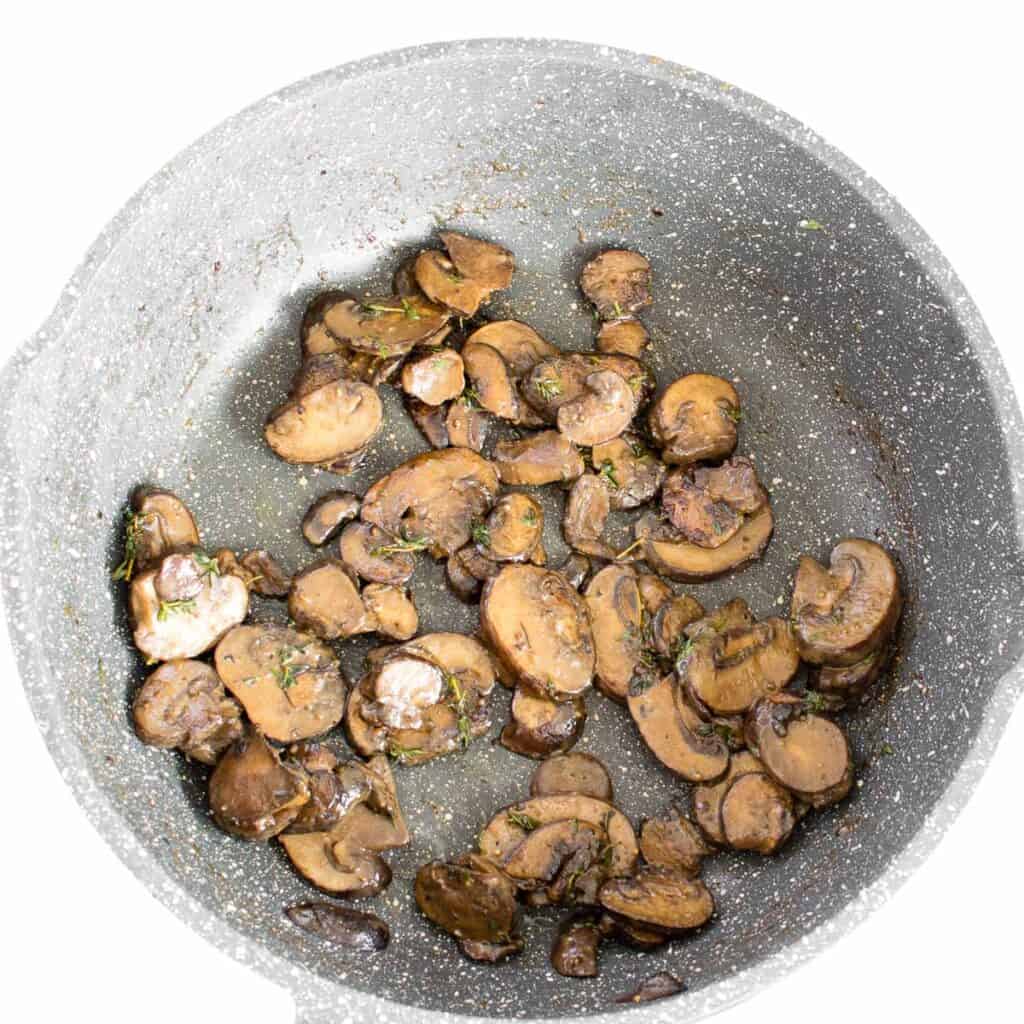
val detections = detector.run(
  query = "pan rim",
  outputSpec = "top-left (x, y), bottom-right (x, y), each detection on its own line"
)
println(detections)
top-left (1, 36), bottom-right (1022, 1024)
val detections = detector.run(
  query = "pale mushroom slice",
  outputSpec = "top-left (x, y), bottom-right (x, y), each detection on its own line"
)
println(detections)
top-left (557, 369), bottom-right (638, 447)
top-left (239, 549), bottom-right (291, 598)
top-left (563, 473), bottom-right (615, 560)
top-left (639, 810), bottom-right (713, 875)
top-left (360, 448), bottom-right (500, 559)
top-left (208, 729), bottom-right (310, 840)
top-left (465, 320), bottom-right (557, 377)
top-left (461, 341), bottom-right (520, 420)
top-left (790, 538), bottom-right (903, 666)
top-left (338, 521), bottom-right (418, 585)
top-left (132, 659), bottom-right (243, 764)
top-left (648, 373), bottom-right (741, 466)
top-left (627, 674), bottom-right (729, 782)
top-left (596, 318), bottom-right (649, 357)
top-left (745, 697), bottom-right (854, 808)
top-left (406, 396), bottom-right (450, 449)
top-left (129, 552), bottom-right (249, 662)
top-left (413, 251), bottom-right (490, 317)
top-left (359, 650), bottom-right (446, 731)
top-left (494, 430), bottom-right (585, 486)
top-left (116, 486), bottom-right (201, 579)
top-left (598, 867), bottom-right (713, 934)
top-left (362, 584), bottom-right (418, 641)
top-left (530, 752), bottom-right (614, 802)
top-left (319, 294), bottom-right (451, 356)
top-left (440, 231), bottom-right (515, 292)
top-left (288, 559), bottom-right (373, 640)
top-left (445, 396), bottom-right (491, 452)
top-left (580, 249), bottom-right (653, 320)
top-left (500, 686), bottom-right (586, 759)
top-left (691, 750), bottom-right (766, 845)
top-left (720, 771), bottom-right (797, 855)
top-left (480, 564), bottom-right (596, 701)
top-left (279, 831), bottom-right (392, 897)
top-left (215, 624), bottom-right (347, 742)
top-left (301, 491), bottom-right (361, 547)
top-left (585, 564), bottom-right (643, 702)
top-left (590, 434), bottom-right (666, 510)
top-left (474, 492), bottom-right (543, 562)
top-left (522, 353), bottom-right (654, 423)
top-left (401, 348), bottom-right (465, 406)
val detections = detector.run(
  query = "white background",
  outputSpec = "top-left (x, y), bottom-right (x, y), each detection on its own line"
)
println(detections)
top-left (2, 3), bottom-right (1021, 1022)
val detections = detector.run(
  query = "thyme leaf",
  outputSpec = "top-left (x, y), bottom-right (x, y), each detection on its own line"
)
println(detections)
top-left (157, 599), bottom-right (197, 621)
top-left (506, 810), bottom-right (540, 832)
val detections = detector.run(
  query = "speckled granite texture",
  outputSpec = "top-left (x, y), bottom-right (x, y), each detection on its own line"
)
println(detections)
top-left (1, 38), bottom-right (1022, 1024)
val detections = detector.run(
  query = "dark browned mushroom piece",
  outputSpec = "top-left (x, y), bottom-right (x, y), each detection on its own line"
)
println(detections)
top-left (614, 973), bottom-right (686, 1005)
top-left (132, 659), bottom-right (243, 764)
top-left (584, 565), bottom-right (643, 702)
top-left (401, 348), bottom-right (465, 406)
top-left (475, 492), bottom-right (543, 562)
top-left (359, 650), bottom-right (446, 731)
top-left (338, 521), bottom-right (418, 585)
top-left (590, 434), bottom-right (666, 510)
top-left (406, 396), bottom-right (450, 449)
top-left (648, 373), bottom-right (741, 466)
top-left (580, 249), bottom-right (652, 320)
top-left (284, 903), bottom-right (390, 951)
top-left (215, 623), bottom-right (348, 742)
top-left (639, 810), bottom-right (714, 875)
top-left (318, 294), bottom-right (451, 357)
top-left (362, 583), bottom-right (418, 641)
top-left (558, 552), bottom-right (593, 591)
top-left (288, 559), bottom-right (373, 640)
top-left (445, 544), bottom-right (499, 602)
top-left (596, 318), bottom-right (650, 357)
top-left (392, 256), bottom-right (422, 298)
top-left (651, 594), bottom-right (706, 660)
top-left (209, 729), bottom-right (310, 840)
top-left (500, 686), bottom-right (586, 759)
top-left (360, 448), bottom-right (500, 559)
top-left (790, 538), bottom-right (903, 666)
top-left (440, 231), bottom-right (515, 292)
top-left (279, 831), bottom-right (393, 897)
top-left (495, 430), bottom-right (585, 486)
top-left (720, 771), bottom-right (797, 855)
top-left (414, 250), bottom-right (489, 317)
top-left (285, 751), bottom-right (370, 835)
top-left (637, 573), bottom-right (673, 615)
top-left (813, 644), bottom-right (893, 704)
top-left (301, 491), bottom-right (361, 547)
top-left (557, 369), bottom-right (638, 447)
top-left (552, 914), bottom-right (603, 978)
top-left (563, 473), bottom-right (615, 560)
top-left (459, 937), bottom-right (526, 963)
top-left (691, 750), bottom-right (765, 845)
top-left (627, 675), bottom-right (729, 782)
top-left (123, 486), bottom-right (201, 577)
top-left (130, 551), bottom-right (250, 662)
top-left (522, 353), bottom-right (654, 423)
top-left (745, 697), bottom-right (854, 808)
top-left (461, 341), bottom-right (521, 420)
top-left (445, 396), bottom-right (491, 452)
top-left (212, 547), bottom-right (256, 589)
top-left (529, 752), bottom-right (614, 802)
top-left (465, 320), bottom-right (558, 377)
top-left (599, 866), bottom-right (713, 933)
top-left (502, 819), bottom-right (606, 905)
top-left (481, 564), bottom-right (595, 701)
top-left (239, 549), bottom-right (291, 598)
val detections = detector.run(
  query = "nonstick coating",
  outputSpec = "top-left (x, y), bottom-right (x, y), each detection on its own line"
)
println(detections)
top-left (2, 39), bottom-right (1023, 1024)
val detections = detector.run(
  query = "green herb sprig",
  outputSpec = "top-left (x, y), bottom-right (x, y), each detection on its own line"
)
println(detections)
top-left (157, 599), bottom-right (197, 621)
top-left (506, 810), bottom-right (540, 832)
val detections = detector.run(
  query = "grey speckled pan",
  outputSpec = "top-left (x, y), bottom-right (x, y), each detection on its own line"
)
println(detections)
top-left (2, 38), bottom-right (1023, 1024)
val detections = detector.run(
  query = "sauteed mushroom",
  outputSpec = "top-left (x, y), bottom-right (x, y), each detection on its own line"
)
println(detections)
top-left (500, 687), bottom-right (586, 759)
top-left (284, 903), bottom-right (390, 952)
top-left (523, 353), bottom-right (654, 423)
top-left (556, 369), bottom-right (638, 447)
top-left (637, 573), bottom-right (673, 615)
top-left (360, 650), bottom-right (446, 731)
top-left (590, 434), bottom-right (665, 510)
top-left (475, 492), bottom-right (544, 563)
top-left (494, 430), bottom-right (584, 486)
top-left (648, 373), bottom-right (740, 466)
top-left (813, 645), bottom-right (893, 704)
top-left (614, 973), bottom-right (685, 1005)
top-left (120, 486), bottom-right (200, 577)
top-left (288, 559), bottom-right (372, 640)
top-left (530, 752), bottom-right (614, 802)
top-left (401, 348), bottom-right (465, 406)
top-left (598, 867), bottom-right (713, 933)
top-left (558, 552), bottom-right (593, 591)
top-left (406, 396), bottom-right (450, 449)
top-left (317, 294), bottom-right (450, 356)
top-left (596, 318), bottom-right (649, 357)
top-left (580, 249), bottom-right (652, 320)
top-left (502, 819), bottom-right (606, 904)
top-left (651, 594), bottom-right (706, 660)
top-left (414, 250), bottom-right (491, 317)
top-left (286, 750), bottom-right (367, 835)
top-left (720, 771), bottom-right (797, 854)
top-left (639, 810), bottom-right (713, 875)
top-left (279, 832), bottom-right (392, 897)
top-left (445, 397), bottom-right (491, 452)
top-left (339, 522), bottom-right (417, 585)
top-left (563, 474), bottom-right (614, 559)
top-left (445, 544), bottom-right (499, 602)
top-left (462, 341), bottom-right (520, 420)
top-left (584, 565), bottom-right (643, 701)
top-left (552, 915), bottom-right (603, 977)
top-left (239, 549), bottom-right (291, 598)
top-left (361, 583), bottom-right (418, 641)
top-left (465, 320), bottom-right (557, 377)
top-left (440, 231), bottom-right (515, 293)
top-left (301, 490), bottom-right (361, 547)
top-left (691, 750), bottom-right (765, 845)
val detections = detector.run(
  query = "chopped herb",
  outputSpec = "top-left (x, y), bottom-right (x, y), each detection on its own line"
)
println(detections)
top-left (615, 537), bottom-right (645, 561)
top-left (446, 674), bottom-right (473, 749)
top-left (112, 509), bottom-right (153, 582)
top-left (471, 520), bottom-right (491, 548)
top-left (725, 406), bottom-right (743, 423)
top-left (157, 598), bottom-right (197, 621)
top-left (612, 301), bottom-right (624, 318)
top-left (369, 532), bottom-right (430, 557)
top-left (673, 637), bottom-right (695, 670)
top-left (628, 374), bottom-right (646, 395)
top-left (797, 218), bottom-right (827, 231)
top-left (362, 297), bottom-right (422, 320)
top-left (387, 742), bottom-right (424, 763)
top-left (457, 714), bottom-right (473, 749)
top-left (192, 551), bottom-right (221, 577)
top-left (506, 810), bottom-right (540, 832)
top-left (273, 643), bottom-right (309, 691)
top-left (461, 385), bottom-right (481, 408)
top-left (803, 690), bottom-right (829, 714)
top-left (534, 377), bottom-right (563, 401)
top-left (879, 741), bottom-right (895, 757)
top-left (522, 507), bottom-right (538, 526)
top-left (629, 440), bottom-right (647, 459)
top-left (598, 459), bottom-right (620, 489)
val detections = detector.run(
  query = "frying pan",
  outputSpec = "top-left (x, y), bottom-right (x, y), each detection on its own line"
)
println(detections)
top-left (1, 38), bottom-right (1022, 1024)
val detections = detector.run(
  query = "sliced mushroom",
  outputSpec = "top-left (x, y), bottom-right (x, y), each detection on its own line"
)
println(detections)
top-left (401, 348), bottom-right (465, 406)
top-left (319, 294), bottom-right (450, 356)
top-left (475, 492), bottom-right (543, 562)
top-left (301, 491), bottom-right (361, 547)
top-left (686, 597), bottom-right (756, 640)
top-left (627, 675), bottom-right (729, 782)
top-left (392, 256), bottom-right (422, 298)
top-left (440, 231), bottom-right (515, 292)
top-left (459, 937), bottom-right (525, 963)
top-left (462, 341), bottom-right (520, 420)
top-left (790, 538), bottom-right (903, 666)
top-left (813, 644), bottom-right (893, 704)
top-left (360, 448), bottom-right (500, 559)
top-left (563, 473), bottom-right (614, 559)
top-left (585, 565), bottom-right (643, 702)
top-left (662, 457), bottom-right (768, 548)
top-left (580, 250), bottom-right (652, 320)
top-left (406, 396), bottom-right (450, 449)
top-left (288, 559), bottom-right (373, 640)
top-left (614, 973), bottom-right (685, 1005)
top-left (279, 831), bottom-right (392, 897)
top-left (596, 318), bottom-right (649, 357)
top-left (362, 583), bottom-right (418, 641)
top-left (239, 549), bottom-right (291, 598)
top-left (480, 564), bottom-right (595, 701)
top-left (637, 573), bottom-right (674, 615)
top-left (465, 320), bottom-right (558, 377)
top-left (444, 397), bottom-right (491, 452)
top-left (651, 594), bottom-right (706, 660)
top-left (495, 430), bottom-right (585, 486)
top-left (132, 659), bottom-right (243, 764)
top-left (502, 819), bottom-right (606, 904)
top-left (500, 686), bottom-right (586, 759)
top-left (523, 353), bottom-right (654, 423)
top-left (691, 750), bottom-right (766, 845)
top-left (286, 756), bottom-right (369, 835)
top-left (284, 903), bottom-right (390, 951)
top-left (599, 867), bottom-right (713, 933)
top-left (445, 545), bottom-right (495, 602)
top-left (745, 698), bottom-right (854, 808)
top-left (558, 552), bottom-right (593, 591)
top-left (413, 251), bottom-right (491, 317)
top-left (552, 915), bottom-right (603, 978)
top-left (637, 505), bottom-right (774, 581)
top-left (130, 552), bottom-right (249, 662)
top-left (648, 374), bottom-right (740, 466)
top-left (720, 771), bottom-right (797, 855)
top-left (215, 623), bottom-right (348, 742)
top-left (359, 650), bottom-right (446, 731)
top-left (604, 915), bottom-right (671, 950)
top-left (402, 631), bottom-right (498, 697)
top-left (557, 369), bottom-right (638, 447)
top-left (639, 810), bottom-right (713, 875)
top-left (125, 486), bottom-right (201, 575)
top-left (209, 729), bottom-right (309, 840)
top-left (415, 855), bottom-right (520, 946)
top-left (338, 521), bottom-right (417, 585)
top-left (529, 752), bottom-right (614, 802)
top-left (590, 434), bottom-right (666, 510)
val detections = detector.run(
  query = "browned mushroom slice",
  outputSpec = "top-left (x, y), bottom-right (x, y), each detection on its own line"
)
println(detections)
top-left (691, 750), bottom-right (765, 844)
top-left (685, 597), bottom-right (756, 640)
top-left (440, 231), bottom-right (515, 292)
top-left (130, 552), bottom-right (249, 661)
top-left (603, 916), bottom-right (670, 950)
top-left (599, 866), bottom-right (713, 933)
top-left (651, 594), bottom-right (706, 660)
top-left (403, 632), bottom-right (498, 696)
top-left (479, 794), bottom-right (638, 879)
top-left (639, 811), bottom-right (713, 875)
top-left (596, 318), bottom-right (650, 357)
top-left (338, 521), bottom-right (418, 585)
top-left (500, 687), bottom-right (586, 759)
top-left (462, 341), bottom-right (520, 420)
top-left (212, 547), bottom-right (255, 589)
top-left (320, 294), bottom-right (450, 356)
top-left (494, 430), bottom-right (585, 486)
top-left (584, 565), bottom-right (643, 702)
top-left (813, 644), bottom-right (893, 703)
top-left (590, 435), bottom-right (666, 510)
top-left (627, 675), bottom-right (729, 782)
top-left (301, 490), bottom-right (361, 547)
top-left (684, 617), bottom-right (798, 717)
top-left (361, 583), bottom-right (418, 641)
top-left (637, 573), bottom-right (673, 615)
top-left (475, 492), bottom-right (543, 562)
top-left (415, 855), bottom-right (520, 947)
top-left (401, 348), bottom-right (465, 406)
top-left (209, 729), bottom-right (310, 840)
top-left (215, 623), bottom-right (348, 742)
top-left (480, 564), bottom-right (595, 701)
top-left (523, 353), bottom-right (654, 423)
top-left (285, 903), bottom-right (390, 951)
top-left (406, 396), bottom-right (450, 449)
top-left (614, 973), bottom-right (685, 1005)
top-left (662, 457), bottom-right (768, 548)
top-left (580, 250), bottom-right (652, 320)
top-left (648, 374), bottom-right (740, 466)
top-left (132, 659), bottom-right (243, 764)
top-left (459, 937), bottom-right (525, 963)
top-left (552, 915), bottom-right (603, 978)
top-left (720, 771), bottom-right (797, 855)
top-left (564, 473), bottom-right (615, 559)
top-left (286, 757), bottom-right (370, 835)
top-left (359, 650), bottom-right (445, 731)
top-left (745, 698), bottom-right (854, 808)
top-left (529, 752), bottom-right (613, 802)
top-left (360, 448), bottom-right (500, 559)
top-left (239, 549), bottom-right (291, 598)
top-left (288, 559), bottom-right (372, 640)
top-left (503, 819), bottom-right (606, 904)
top-left (558, 552), bottom-right (593, 591)
top-left (637, 505), bottom-right (774, 581)
top-left (414, 250), bottom-right (491, 317)
top-left (557, 369), bottom-right (638, 447)
top-left (465, 320), bottom-right (558, 377)
top-left (445, 545), bottom-right (493, 602)
top-left (288, 739), bottom-right (341, 774)
top-left (123, 486), bottom-right (201, 576)
top-left (791, 538), bottom-right (903, 666)
top-left (280, 831), bottom-right (392, 897)
top-left (392, 256), bottom-right (422, 298)
top-left (444, 396), bottom-right (491, 452)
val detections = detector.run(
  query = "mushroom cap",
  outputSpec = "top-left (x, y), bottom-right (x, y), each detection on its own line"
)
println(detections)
top-left (529, 752), bottom-right (614, 802)
top-left (579, 249), bottom-right (653, 319)
top-left (301, 491), bottom-right (361, 547)
top-left (584, 564), bottom-right (643, 702)
top-left (494, 430), bottom-right (584, 486)
top-left (647, 373), bottom-right (740, 466)
top-left (287, 559), bottom-right (373, 640)
top-left (400, 348), bottom-right (465, 406)
top-left (464, 320), bottom-right (557, 377)
top-left (556, 369), bottom-right (638, 447)
top-left (598, 866), bottom-right (714, 933)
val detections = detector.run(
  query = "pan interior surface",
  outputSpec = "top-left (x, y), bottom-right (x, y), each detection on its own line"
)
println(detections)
top-left (2, 40), bottom-right (1022, 1021)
